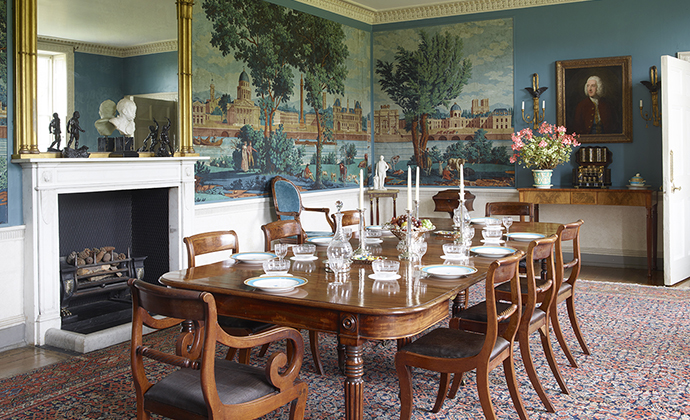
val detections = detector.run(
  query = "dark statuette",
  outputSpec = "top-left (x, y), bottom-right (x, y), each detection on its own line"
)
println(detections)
top-left (48, 113), bottom-right (62, 152)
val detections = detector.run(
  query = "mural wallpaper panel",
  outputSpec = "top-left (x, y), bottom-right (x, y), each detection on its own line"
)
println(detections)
top-left (192, 0), bottom-right (371, 202)
top-left (373, 18), bottom-right (515, 189)
top-left (0, 0), bottom-right (7, 224)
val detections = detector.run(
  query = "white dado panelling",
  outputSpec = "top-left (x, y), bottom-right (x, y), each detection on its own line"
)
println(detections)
top-left (0, 226), bottom-right (26, 342)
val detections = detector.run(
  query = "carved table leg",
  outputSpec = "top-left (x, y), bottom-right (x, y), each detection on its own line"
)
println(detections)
top-left (369, 198), bottom-right (374, 226)
top-left (375, 198), bottom-right (381, 225)
top-left (344, 343), bottom-right (364, 420)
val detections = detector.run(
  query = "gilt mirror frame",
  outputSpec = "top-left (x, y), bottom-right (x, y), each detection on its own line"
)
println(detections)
top-left (12, 0), bottom-right (196, 158)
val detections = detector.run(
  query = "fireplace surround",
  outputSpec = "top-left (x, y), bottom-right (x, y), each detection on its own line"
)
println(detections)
top-left (16, 157), bottom-right (198, 348)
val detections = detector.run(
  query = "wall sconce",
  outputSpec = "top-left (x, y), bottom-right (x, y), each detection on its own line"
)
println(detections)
top-left (640, 66), bottom-right (660, 128)
top-left (522, 73), bottom-right (547, 129)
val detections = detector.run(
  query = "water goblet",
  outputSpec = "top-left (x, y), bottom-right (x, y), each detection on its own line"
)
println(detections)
top-left (502, 216), bottom-right (513, 236)
top-left (274, 243), bottom-right (288, 261)
top-left (411, 239), bottom-right (427, 265)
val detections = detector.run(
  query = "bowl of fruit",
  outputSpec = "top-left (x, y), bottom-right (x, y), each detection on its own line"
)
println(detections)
top-left (384, 215), bottom-right (435, 240)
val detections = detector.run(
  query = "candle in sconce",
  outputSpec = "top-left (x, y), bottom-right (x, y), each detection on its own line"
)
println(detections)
top-left (542, 100), bottom-right (545, 109)
top-left (640, 99), bottom-right (643, 108)
top-left (415, 166), bottom-right (420, 202)
top-left (521, 101), bottom-right (525, 111)
top-left (359, 169), bottom-right (364, 210)
top-left (407, 167), bottom-right (412, 211)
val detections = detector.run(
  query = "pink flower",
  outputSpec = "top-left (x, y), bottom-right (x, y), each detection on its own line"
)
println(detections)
top-left (509, 155), bottom-right (517, 163)
top-left (538, 140), bottom-right (548, 148)
top-left (557, 126), bottom-right (566, 134)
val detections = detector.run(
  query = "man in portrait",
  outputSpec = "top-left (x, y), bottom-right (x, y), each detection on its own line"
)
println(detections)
top-left (572, 75), bottom-right (617, 134)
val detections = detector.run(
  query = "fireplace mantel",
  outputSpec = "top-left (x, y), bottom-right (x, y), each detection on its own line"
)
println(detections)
top-left (14, 157), bottom-right (199, 345)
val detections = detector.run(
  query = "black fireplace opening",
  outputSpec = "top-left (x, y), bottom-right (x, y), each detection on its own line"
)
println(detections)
top-left (58, 188), bottom-right (169, 334)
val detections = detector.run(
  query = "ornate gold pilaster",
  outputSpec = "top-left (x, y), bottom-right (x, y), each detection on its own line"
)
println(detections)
top-left (13, 0), bottom-right (39, 157)
top-left (177, 0), bottom-right (197, 155)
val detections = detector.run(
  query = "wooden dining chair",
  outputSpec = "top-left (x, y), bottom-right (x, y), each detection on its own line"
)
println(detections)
top-left (395, 252), bottom-right (529, 420)
top-left (495, 220), bottom-right (589, 368)
top-left (260, 219), bottom-right (324, 376)
top-left (331, 209), bottom-right (360, 231)
top-left (261, 220), bottom-right (306, 251)
top-left (485, 201), bottom-right (536, 222)
top-left (457, 235), bottom-right (568, 413)
top-left (128, 278), bottom-right (308, 420)
top-left (184, 230), bottom-right (274, 364)
top-left (271, 175), bottom-right (335, 237)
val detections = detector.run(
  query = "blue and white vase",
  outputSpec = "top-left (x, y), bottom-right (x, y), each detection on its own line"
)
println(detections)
top-left (532, 169), bottom-right (553, 189)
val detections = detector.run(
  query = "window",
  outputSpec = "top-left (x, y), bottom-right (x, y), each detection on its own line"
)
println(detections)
top-left (37, 40), bottom-right (74, 152)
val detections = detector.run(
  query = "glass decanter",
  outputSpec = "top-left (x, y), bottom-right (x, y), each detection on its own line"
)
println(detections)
top-left (453, 197), bottom-right (471, 229)
top-left (327, 201), bottom-right (353, 276)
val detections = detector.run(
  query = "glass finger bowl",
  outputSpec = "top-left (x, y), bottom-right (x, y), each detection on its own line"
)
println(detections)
top-left (262, 258), bottom-right (291, 275)
top-left (372, 259), bottom-right (400, 278)
top-left (293, 244), bottom-right (316, 259)
top-left (442, 243), bottom-right (468, 259)
top-left (482, 227), bottom-right (503, 242)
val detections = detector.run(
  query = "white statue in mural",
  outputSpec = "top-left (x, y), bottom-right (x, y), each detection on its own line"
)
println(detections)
top-left (373, 155), bottom-right (390, 190)
top-left (94, 99), bottom-right (117, 136)
top-left (109, 96), bottom-right (137, 137)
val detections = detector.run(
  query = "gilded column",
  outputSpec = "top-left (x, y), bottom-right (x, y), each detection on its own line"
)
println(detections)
top-left (13, 0), bottom-right (39, 157)
top-left (177, 0), bottom-right (196, 155)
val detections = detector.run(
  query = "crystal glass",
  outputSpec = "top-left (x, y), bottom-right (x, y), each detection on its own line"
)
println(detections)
top-left (462, 225), bottom-right (475, 246)
top-left (482, 227), bottom-right (503, 243)
top-left (502, 216), bottom-right (513, 235)
top-left (410, 239), bottom-right (427, 264)
top-left (262, 258), bottom-right (291, 275)
top-left (443, 243), bottom-right (467, 259)
top-left (274, 243), bottom-right (288, 261)
top-left (292, 244), bottom-right (316, 259)
top-left (372, 259), bottom-right (400, 278)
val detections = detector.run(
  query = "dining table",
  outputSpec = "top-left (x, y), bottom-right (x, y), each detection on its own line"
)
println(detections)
top-left (159, 218), bottom-right (561, 420)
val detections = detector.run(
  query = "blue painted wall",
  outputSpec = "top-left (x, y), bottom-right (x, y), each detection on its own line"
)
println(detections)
top-left (74, 51), bottom-right (177, 151)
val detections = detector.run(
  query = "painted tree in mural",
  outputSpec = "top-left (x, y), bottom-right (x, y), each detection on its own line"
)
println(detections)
top-left (202, 0), bottom-right (294, 141)
top-left (287, 10), bottom-right (349, 188)
top-left (376, 30), bottom-right (472, 171)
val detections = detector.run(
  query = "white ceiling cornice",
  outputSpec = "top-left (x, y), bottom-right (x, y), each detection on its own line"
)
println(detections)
top-left (295, 0), bottom-right (592, 25)
top-left (37, 36), bottom-right (178, 58)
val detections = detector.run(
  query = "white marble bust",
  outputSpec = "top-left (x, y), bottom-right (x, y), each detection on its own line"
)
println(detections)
top-left (94, 99), bottom-right (117, 136)
top-left (109, 96), bottom-right (137, 137)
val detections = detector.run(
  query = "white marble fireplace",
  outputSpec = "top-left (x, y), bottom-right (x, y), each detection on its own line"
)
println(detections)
top-left (16, 157), bottom-right (198, 348)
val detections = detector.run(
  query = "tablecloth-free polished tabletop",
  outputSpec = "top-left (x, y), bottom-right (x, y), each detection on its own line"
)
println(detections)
top-left (159, 219), bottom-right (560, 420)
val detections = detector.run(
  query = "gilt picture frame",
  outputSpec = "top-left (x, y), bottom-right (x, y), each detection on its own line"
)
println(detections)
top-left (556, 56), bottom-right (632, 143)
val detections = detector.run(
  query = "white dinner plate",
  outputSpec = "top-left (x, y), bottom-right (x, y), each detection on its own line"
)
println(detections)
top-left (470, 217), bottom-right (501, 225)
top-left (506, 232), bottom-right (545, 242)
top-left (440, 254), bottom-right (468, 261)
top-left (421, 265), bottom-right (478, 279)
top-left (244, 276), bottom-right (308, 293)
top-left (368, 273), bottom-right (401, 280)
top-left (290, 255), bottom-right (319, 261)
top-left (307, 236), bottom-right (333, 246)
top-left (232, 252), bottom-right (276, 263)
top-left (470, 246), bottom-right (517, 257)
top-left (480, 239), bottom-right (505, 245)
top-left (365, 238), bottom-right (383, 244)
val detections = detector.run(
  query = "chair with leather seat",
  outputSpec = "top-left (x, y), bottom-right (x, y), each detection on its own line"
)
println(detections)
top-left (395, 252), bottom-right (529, 420)
top-left (456, 235), bottom-right (568, 413)
top-left (184, 230), bottom-right (274, 363)
top-left (496, 220), bottom-right (589, 368)
top-left (128, 278), bottom-right (308, 420)
top-left (261, 219), bottom-right (324, 375)
top-left (485, 201), bottom-right (536, 222)
top-left (271, 176), bottom-right (335, 237)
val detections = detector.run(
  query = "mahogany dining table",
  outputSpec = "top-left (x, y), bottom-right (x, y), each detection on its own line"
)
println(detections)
top-left (159, 218), bottom-right (561, 420)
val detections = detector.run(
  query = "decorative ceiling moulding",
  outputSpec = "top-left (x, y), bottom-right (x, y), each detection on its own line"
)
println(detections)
top-left (37, 36), bottom-right (178, 58)
top-left (297, 0), bottom-right (593, 25)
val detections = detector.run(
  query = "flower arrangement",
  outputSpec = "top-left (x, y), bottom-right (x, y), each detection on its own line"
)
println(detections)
top-left (510, 122), bottom-right (581, 170)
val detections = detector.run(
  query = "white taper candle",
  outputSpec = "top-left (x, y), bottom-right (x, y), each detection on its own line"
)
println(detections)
top-left (416, 166), bottom-right (420, 202)
top-left (460, 163), bottom-right (464, 200)
top-left (359, 169), bottom-right (364, 210)
top-left (407, 167), bottom-right (412, 211)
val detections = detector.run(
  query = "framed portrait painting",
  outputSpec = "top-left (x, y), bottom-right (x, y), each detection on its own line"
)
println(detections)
top-left (556, 56), bottom-right (632, 143)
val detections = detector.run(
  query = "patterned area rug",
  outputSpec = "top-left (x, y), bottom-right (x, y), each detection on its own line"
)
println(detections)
top-left (1, 280), bottom-right (689, 419)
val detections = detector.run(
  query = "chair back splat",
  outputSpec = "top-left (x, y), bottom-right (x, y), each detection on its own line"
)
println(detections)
top-left (485, 201), bottom-right (535, 222)
top-left (128, 278), bottom-right (308, 419)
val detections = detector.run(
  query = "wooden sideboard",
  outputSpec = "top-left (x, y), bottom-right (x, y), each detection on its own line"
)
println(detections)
top-left (518, 188), bottom-right (658, 281)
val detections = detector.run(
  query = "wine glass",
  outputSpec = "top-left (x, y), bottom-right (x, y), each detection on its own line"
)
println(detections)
top-left (411, 239), bottom-right (427, 265)
top-left (274, 243), bottom-right (288, 261)
top-left (502, 216), bottom-right (513, 236)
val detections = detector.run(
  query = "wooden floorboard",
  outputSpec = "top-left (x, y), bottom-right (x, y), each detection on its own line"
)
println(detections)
top-left (1, 265), bottom-right (687, 380)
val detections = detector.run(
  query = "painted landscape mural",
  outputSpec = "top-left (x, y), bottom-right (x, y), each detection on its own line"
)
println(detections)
top-left (192, 1), bottom-right (370, 202)
top-left (373, 18), bottom-right (515, 188)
